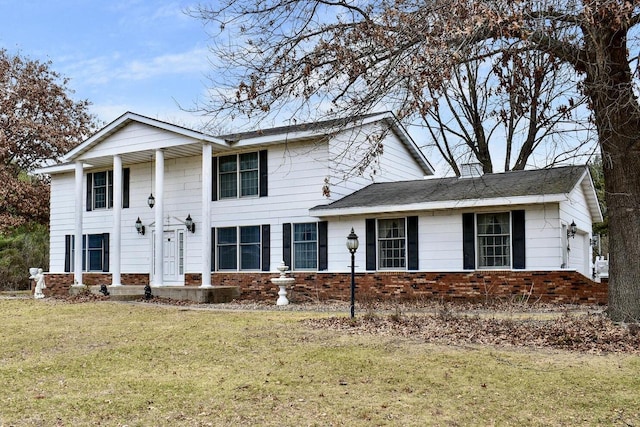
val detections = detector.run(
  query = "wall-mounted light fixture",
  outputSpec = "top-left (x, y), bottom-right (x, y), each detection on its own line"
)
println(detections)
top-left (135, 217), bottom-right (145, 235)
top-left (147, 193), bottom-right (155, 209)
top-left (185, 214), bottom-right (195, 233)
top-left (567, 220), bottom-right (577, 239)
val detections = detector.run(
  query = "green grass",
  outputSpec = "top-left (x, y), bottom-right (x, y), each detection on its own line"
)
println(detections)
top-left (1, 299), bottom-right (639, 426)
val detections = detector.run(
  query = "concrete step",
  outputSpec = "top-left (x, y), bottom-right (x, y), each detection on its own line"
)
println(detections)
top-left (71, 285), bottom-right (241, 303)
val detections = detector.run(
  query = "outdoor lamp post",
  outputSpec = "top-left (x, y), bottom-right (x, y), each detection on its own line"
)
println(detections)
top-left (346, 228), bottom-right (359, 319)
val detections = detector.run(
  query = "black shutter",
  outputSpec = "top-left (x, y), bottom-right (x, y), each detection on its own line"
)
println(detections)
top-left (366, 218), bottom-right (376, 271)
top-left (64, 235), bottom-right (71, 272)
top-left (108, 170), bottom-right (114, 208)
top-left (512, 210), bottom-right (526, 269)
top-left (318, 221), bottom-right (328, 271)
top-left (283, 223), bottom-right (292, 268)
top-left (102, 233), bottom-right (110, 272)
top-left (86, 173), bottom-right (93, 211)
top-left (261, 224), bottom-right (270, 271)
top-left (462, 213), bottom-right (475, 270)
top-left (82, 235), bottom-right (86, 271)
top-left (407, 216), bottom-right (419, 270)
top-left (211, 228), bottom-right (216, 271)
top-left (211, 157), bottom-right (218, 201)
top-left (123, 168), bottom-right (130, 208)
top-left (259, 150), bottom-right (268, 197)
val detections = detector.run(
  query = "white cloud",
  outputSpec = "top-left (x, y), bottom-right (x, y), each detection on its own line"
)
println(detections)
top-left (120, 47), bottom-right (209, 80)
top-left (62, 46), bottom-right (209, 87)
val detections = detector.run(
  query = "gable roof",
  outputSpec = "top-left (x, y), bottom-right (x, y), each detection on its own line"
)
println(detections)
top-left (38, 111), bottom-right (433, 176)
top-left (62, 111), bottom-right (228, 162)
top-left (311, 165), bottom-right (603, 221)
top-left (217, 112), bottom-right (434, 176)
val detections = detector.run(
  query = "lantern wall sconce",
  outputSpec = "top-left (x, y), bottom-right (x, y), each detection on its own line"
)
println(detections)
top-left (567, 220), bottom-right (577, 239)
top-left (135, 217), bottom-right (145, 235)
top-left (185, 214), bottom-right (195, 233)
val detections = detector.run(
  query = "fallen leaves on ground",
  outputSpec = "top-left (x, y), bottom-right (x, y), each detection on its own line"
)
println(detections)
top-left (304, 311), bottom-right (640, 354)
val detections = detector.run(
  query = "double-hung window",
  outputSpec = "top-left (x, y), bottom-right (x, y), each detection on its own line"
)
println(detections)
top-left (92, 171), bottom-right (110, 209)
top-left (65, 233), bottom-right (110, 272)
top-left (293, 223), bottom-right (317, 270)
top-left (216, 226), bottom-right (262, 270)
top-left (240, 226), bottom-right (261, 269)
top-left (86, 169), bottom-right (129, 211)
top-left (477, 212), bottom-right (511, 268)
top-left (378, 218), bottom-right (406, 269)
top-left (218, 153), bottom-right (259, 199)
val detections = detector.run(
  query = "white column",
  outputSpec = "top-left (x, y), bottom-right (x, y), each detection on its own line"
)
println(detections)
top-left (111, 155), bottom-right (122, 286)
top-left (201, 143), bottom-right (212, 288)
top-left (73, 161), bottom-right (84, 287)
top-left (153, 149), bottom-right (164, 286)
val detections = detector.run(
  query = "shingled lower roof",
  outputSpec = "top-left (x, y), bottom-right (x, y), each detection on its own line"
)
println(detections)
top-left (311, 165), bottom-right (591, 213)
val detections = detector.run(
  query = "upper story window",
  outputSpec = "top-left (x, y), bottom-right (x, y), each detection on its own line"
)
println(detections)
top-left (477, 212), bottom-right (511, 268)
top-left (92, 171), bottom-right (112, 209)
top-left (378, 218), bottom-right (406, 269)
top-left (219, 152), bottom-right (259, 198)
top-left (86, 168), bottom-right (130, 211)
top-left (213, 150), bottom-right (267, 201)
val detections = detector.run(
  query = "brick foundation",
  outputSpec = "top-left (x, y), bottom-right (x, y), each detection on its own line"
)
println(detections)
top-left (43, 270), bottom-right (608, 304)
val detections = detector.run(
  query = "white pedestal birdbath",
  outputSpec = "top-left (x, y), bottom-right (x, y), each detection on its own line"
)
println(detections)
top-left (271, 261), bottom-right (294, 306)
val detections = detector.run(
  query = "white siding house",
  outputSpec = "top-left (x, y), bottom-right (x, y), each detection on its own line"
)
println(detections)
top-left (39, 111), bottom-right (604, 303)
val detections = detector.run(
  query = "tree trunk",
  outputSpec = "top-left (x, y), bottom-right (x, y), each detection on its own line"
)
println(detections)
top-left (586, 28), bottom-right (640, 322)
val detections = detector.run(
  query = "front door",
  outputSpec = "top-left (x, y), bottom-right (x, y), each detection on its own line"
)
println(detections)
top-left (152, 229), bottom-right (185, 285)
top-left (163, 231), bottom-right (178, 282)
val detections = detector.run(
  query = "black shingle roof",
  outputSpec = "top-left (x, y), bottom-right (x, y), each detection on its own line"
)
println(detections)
top-left (217, 113), bottom-right (385, 142)
top-left (311, 165), bottom-right (588, 211)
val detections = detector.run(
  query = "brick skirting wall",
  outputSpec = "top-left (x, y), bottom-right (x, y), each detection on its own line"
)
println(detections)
top-left (43, 270), bottom-right (608, 304)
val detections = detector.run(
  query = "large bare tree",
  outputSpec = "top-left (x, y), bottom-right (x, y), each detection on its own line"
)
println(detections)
top-left (422, 50), bottom-right (593, 175)
top-left (191, 0), bottom-right (640, 322)
top-left (0, 50), bottom-right (96, 231)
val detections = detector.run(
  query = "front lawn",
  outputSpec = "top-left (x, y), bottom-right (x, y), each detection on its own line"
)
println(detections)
top-left (1, 299), bottom-right (638, 426)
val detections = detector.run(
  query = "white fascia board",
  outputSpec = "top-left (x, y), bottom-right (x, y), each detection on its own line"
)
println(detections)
top-left (34, 162), bottom-right (93, 175)
top-left (580, 169), bottom-right (604, 222)
top-left (63, 112), bottom-right (227, 162)
top-left (311, 194), bottom-right (567, 217)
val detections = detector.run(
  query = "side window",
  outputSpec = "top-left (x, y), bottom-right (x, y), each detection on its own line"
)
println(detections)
top-left (378, 218), bottom-right (406, 269)
top-left (477, 212), bottom-right (511, 268)
top-left (293, 223), bottom-right (318, 270)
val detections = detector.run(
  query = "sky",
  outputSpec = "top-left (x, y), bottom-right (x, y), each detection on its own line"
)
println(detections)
top-left (0, 0), bottom-right (214, 129)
